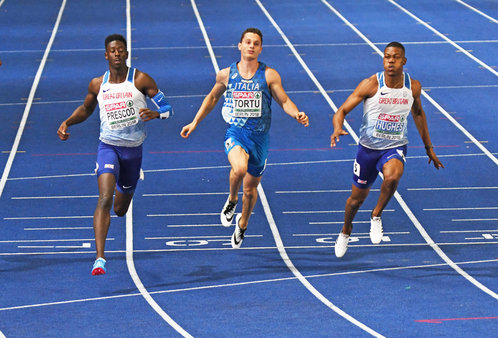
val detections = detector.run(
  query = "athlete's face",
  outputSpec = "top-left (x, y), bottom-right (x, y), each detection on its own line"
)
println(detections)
top-left (238, 33), bottom-right (262, 60)
top-left (383, 47), bottom-right (406, 76)
top-left (105, 40), bottom-right (128, 69)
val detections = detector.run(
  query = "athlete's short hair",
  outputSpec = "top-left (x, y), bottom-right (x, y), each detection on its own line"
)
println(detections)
top-left (240, 28), bottom-right (263, 44)
top-left (105, 34), bottom-right (127, 50)
top-left (385, 41), bottom-right (405, 54)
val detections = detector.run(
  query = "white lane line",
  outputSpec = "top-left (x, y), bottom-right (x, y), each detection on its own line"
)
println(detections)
top-left (24, 227), bottom-right (93, 231)
top-left (293, 232), bottom-right (410, 236)
top-left (0, 240), bottom-right (497, 257)
top-left (4, 215), bottom-right (116, 220)
top-left (148, 213), bottom-right (218, 217)
top-left (0, 83), bottom-right (497, 108)
top-left (125, 1), bottom-right (191, 335)
top-left (12, 195), bottom-right (98, 199)
top-left (453, 218), bottom-right (498, 222)
top-left (320, 0), bottom-right (498, 300)
top-left (388, 0), bottom-right (498, 76)
top-left (1, 39), bottom-right (498, 55)
top-left (1, 257), bottom-right (495, 313)
top-left (277, 189), bottom-right (378, 194)
top-left (408, 186), bottom-right (498, 191)
top-left (143, 192), bottom-right (229, 197)
top-left (5, 152), bottom-right (497, 182)
top-left (455, 0), bottom-right (498, 23)
top-left (191, 0), bottom-right (219, 73)
top-left (441, 229), bottom-right (498, 233)
top-left (424, 207), bottom-right (498, 211)
top-left (125, 201), bottom-right (192, 337)
top-left (145, 235), bottom-right (262, 240)
top-left (167, 224), bottom-right (225, 228)
top-left (255, 1), bottom-right (383, 336)
top-left (257, 184), bottom-right (384, 337)
top-left (321, 0), bottom-right (498, 166)
top-left (0, 0), bottom-right (67, 200)
top-left (283, 209), bottom-right (394, 214)
top-left (0, 238), bottom-right (103, 243)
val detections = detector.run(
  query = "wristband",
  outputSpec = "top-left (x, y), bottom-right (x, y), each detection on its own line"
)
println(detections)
top-left (152, 90), bottom-right (173, 119)
top-left (425, 144), bottom-right (433, 150)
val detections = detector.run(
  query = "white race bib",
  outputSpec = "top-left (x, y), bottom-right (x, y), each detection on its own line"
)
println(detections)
top-left (232, 91), bottom-right (262, 117)
top-left (104, 100), bottom-right (138, 130)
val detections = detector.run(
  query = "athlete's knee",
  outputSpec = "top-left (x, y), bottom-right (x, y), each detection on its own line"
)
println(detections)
top-left (382, 176), bottom-right (400, 192)
top-left (96, 193), bottom-right (113, 211)
top-left (114, 204), bottom-right (129, 217)
top-left (243, 185), bottom-right (258, 200)
top-left (232, 164), bottom-right (248, 179)
top-left (347, 194), bottom-right (366, 210)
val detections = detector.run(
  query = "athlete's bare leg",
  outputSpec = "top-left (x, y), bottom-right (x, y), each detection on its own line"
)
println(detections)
top-left (93, 173), bottom-right (115, 259)
top-left (371, 158), bottom-right (404, 218)
top-left (238, 173), bottom-right (262, 230)
top-left (227, 146), bottom-right (249, 204)
top-left (341, 185), bottom-right (370, 235)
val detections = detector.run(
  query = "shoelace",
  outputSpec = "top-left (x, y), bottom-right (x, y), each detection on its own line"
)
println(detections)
top-left (224, 201), bottom-right (236, 215)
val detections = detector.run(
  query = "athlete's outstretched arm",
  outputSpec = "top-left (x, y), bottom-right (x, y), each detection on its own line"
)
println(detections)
top-left (180, 68), bottom-right (229, 138)
top-left (57, 78), bottom-right (100, 141)
top-left (410, 80), bottom-right (444, 169)
top-left (134, 70), bottom-right (173, 121)
top-left (330, 75), bottom-right (377, 147)
top-left (266, 68), bottom-right (309, 127)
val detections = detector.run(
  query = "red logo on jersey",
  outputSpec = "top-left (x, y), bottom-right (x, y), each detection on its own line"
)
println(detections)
top-left (233, 91), bottom-right (255, 99)
top-left (105, 101), bottom-right (127, 111)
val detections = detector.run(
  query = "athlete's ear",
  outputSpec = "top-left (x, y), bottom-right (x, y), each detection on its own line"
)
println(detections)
top-left (402, 57), bottom-right (407, 65)
top-left (104, 51), bottom-right (109, 60)
top-left (238, 42), bottom-right (242, 51)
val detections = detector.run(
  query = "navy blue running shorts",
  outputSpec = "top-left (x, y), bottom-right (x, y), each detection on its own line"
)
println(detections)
top-left (352, 143), bottom-right (407, 189)
top-left (95, 141), bottom-right (142, 194)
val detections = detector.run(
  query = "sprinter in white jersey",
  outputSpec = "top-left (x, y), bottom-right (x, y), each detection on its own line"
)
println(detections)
top-left (181, 28), bottom-right (309, 248)
top-left (57, 34), bottom-right (173, 275)
top-left (330, 42), bottom-right (443, 258)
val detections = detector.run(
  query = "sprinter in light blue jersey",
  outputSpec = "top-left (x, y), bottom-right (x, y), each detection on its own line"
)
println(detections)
top-left (58, 34), bottom-right (173, 275)
top-left (181, 28), bottom-right (309, 248)
top-left (330, 42), bottom-right (443, 258)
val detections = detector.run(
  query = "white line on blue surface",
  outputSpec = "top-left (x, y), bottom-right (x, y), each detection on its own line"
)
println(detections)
top-left (455, 0), bottom-right (498, 24)
top-left (0, 0), bottom-right (67, 199)
top-left (124, 1), bottom-right (191, 335)
top-left (255, 1), bottom-right (384, 336)
top-left (388, 0), bottom-right (498, 77)
top-left (126, 201), bottom-right (192, 337)
top-left (0, 258), bottom-right (495, 313)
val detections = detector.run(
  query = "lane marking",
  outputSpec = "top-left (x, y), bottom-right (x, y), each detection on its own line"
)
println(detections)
top-left (0, 257), bottom-right (495, 314)
top-left (122, 1), bottom-right (191, 335)
top-left (125, 201), bottom-right (192, 337)
top-left (283, 209), bottom-right (394, 214)
top-left (408, 186), bottom-right (498, 191)
top-left (455, 0), bottom-right (498, 24)
top-left (5, 152), bottom-right (497, 182)
top-left (424, 207), bottom-right (498, 211)
top-left (0, 240), bottom-right (497, 257)
top-left (0, 0), bottom-right (67, 199)
top-left (24, 227), bottom-right (93, 231)
top-left (1, 39), bottom-right (498, 55)
top-left (388, 0), bottom-right (498, 77)
top-left (453, 218), bottom-right (498, 222)
top-left (320, 0), bottom-right (498, 300)
top-left (0, 83), bottom-right (497, 108)
top-left (255, 1), bottom-right (383, 336)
